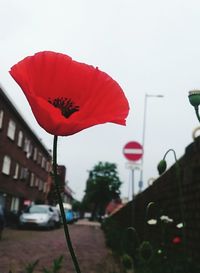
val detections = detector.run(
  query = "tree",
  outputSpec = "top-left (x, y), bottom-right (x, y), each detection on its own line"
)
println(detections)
top-left (82, 161), bottom-right (122, 220)
top-left (72, 200), bottom-right (82, 213)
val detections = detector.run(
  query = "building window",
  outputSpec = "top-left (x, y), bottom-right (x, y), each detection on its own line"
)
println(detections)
top-left (20, 167), bottom-right (25, 180)
top-left (7, 119), bottom-right (16, 140)
top-left (24, 138), bottom-right (33, 159)
top-left (17, 131), bottom-right (23, 147)
top-left (33, 148), bottom-right (37, 161)
top-left (46, 161), bottom-right (51, 172)
top-left (13, 163), bottom-right (19, 179)
top-left (23, 138), bottom-right (29, 152)
top-left (20, 167), bottom-right (29, 180)
top-left (2, 155), bottom-right (11, 175)
top-left (10, 197), bottom-right (19, 212)
top-left (35, 177), bottom-right (39, 187)
top-left (30, 173), bottom-right (35, 187)
top-left (0, 110), bottom-right (4, 129)
top-left (43, 182), bottom-right (49, 193)
top-left (37, 152), bottom-right (42, 165)
top-left (27, 143), bottom-right (33, 159)
top-left (41, 157), bottom-right (46, 169)
top-left (39, 180), bottom-right (44, 191)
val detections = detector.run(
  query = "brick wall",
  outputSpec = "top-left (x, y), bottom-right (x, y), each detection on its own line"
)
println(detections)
top-left (109, 136), bottom-right (200, 260)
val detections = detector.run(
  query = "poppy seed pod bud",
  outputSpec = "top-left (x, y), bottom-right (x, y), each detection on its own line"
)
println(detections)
top-left (139, 241), bottom-right (153, 263)
top-left (188, 90), bottom-right (200, 108)
top-left (157, 159), bottom-right (167, 175)
top-left (121, 254), bottom-right (133, 270)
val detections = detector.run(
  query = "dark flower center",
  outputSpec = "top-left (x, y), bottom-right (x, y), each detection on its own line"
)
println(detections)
top-left (48, 97), bottom-right (80, 118)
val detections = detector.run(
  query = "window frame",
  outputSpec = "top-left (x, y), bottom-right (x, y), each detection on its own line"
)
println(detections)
top-left (38, 180), bottom-right (44, 191)
top-left (17, 130), bottom-right (23, 147)
top-left (0, 110), bottom-right (4, 129)
top-left (33, 147), bottom-right (37, 161)
top-left (7, 119), bottom-right (16, 140)
top-left (30, 173), bottom-right (35, 187)
top-left (10, 197), bottom-right (20, 212)
top-left (13, 163), bottom-right (19, 179)
top-left (2, 155), bottom-right (11, 175)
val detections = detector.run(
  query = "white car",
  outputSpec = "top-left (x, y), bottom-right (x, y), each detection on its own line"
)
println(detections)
top-left (19, 204), bottom-right (61, 229)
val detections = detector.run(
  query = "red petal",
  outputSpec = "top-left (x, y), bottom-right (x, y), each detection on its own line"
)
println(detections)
top-left (10, 51), bottom-right (129, 136)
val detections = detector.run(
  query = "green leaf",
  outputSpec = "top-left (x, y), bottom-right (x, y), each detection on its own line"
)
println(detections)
top-left (42, 255), bottom-right (64, 273)
top-left (52, 255), bottom-right (64, 273)
top-left (25, 259), bottom-right (39, 273)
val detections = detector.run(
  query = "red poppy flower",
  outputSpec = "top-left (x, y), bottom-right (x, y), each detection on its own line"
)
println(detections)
top-left (172, 236), bottom-right (181, 244)
top-left (9, 51), bottom-right (129, 136)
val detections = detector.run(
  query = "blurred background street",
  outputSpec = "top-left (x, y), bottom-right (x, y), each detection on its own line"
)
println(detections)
top-left (0, 220), bottom-right (119, 273)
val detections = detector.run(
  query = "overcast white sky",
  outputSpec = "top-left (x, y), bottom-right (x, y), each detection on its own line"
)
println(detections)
top-left (0, 0), bottom-right (200, 201)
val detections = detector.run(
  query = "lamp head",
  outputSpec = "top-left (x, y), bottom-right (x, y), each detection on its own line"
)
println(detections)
top-left (188, 90), bottom-right (200, 108)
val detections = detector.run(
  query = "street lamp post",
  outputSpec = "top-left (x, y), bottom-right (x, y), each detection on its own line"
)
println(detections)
top-left (139, 94), bottom-right (164, 189)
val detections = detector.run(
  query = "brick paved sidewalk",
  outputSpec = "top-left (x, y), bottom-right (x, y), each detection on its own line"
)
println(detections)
top-left (0, 220), bottom-right (120, 273)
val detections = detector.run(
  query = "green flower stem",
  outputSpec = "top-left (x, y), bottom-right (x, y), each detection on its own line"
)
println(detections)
top-left (163, 149), bottom-right (186, 254)
top-left (194, 106), bottom-right (200, 123)
top-left (127, 227), bottom-right (140, 246)
top-left (144, 202), bottom-right (155, 240)
top-left (53, 135), bottom-right (81, 273)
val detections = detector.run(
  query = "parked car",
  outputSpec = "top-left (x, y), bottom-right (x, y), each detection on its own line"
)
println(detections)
top-left (84, 212), bottom-right (92, 219)
top-left (55, 203), bottom-right (75, 224)
top-left (73, 211), bottom-right (80, 222)
top-left (19, 204), bottom-right (61, 229)
top-left (65, 209), bottom-right (74, 223)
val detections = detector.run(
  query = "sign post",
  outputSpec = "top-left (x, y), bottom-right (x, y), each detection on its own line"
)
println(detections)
top-left (123, 141), bottom-right (143, 198)
top-left (123, 141), bottom-right (143, 227)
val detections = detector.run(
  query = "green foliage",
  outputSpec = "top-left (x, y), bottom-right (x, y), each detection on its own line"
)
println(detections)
top-left (138, 241), bottom-right (153, 264)
top-left (82, 162), bottom-right (122, 218)
top-left (25, 260), bottom-right (40, 273)
top-left (121, 227), bottom-right (140, 259)
top-left (42, 255), bottom-right (64, 273)
top-left (72, 199), bottom-right (82, 212)
top-left (121, 254), bottom-right (133, 270)
top-left (103, 215), bottom-right (200, 273)
top-left (102, 217), bottom-right (124, 254)
top-left (9, 255), bottom-right (64, 273)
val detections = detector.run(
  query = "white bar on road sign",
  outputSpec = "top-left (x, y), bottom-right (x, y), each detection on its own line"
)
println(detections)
top-left (124, 148), bottom-right (143, 154)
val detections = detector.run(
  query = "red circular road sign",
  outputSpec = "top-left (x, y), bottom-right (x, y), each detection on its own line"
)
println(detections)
top-left (123, 141), bottom-right (143, 161)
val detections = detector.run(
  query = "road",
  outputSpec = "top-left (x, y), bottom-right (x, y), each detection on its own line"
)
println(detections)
top-left (0, 220), bottom-right (120, 273)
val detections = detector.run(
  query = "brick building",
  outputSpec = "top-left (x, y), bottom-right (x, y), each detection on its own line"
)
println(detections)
top-left (0, 86), bottom-right (52, 215)
top-left (57, 165), bottom-right (74, 204)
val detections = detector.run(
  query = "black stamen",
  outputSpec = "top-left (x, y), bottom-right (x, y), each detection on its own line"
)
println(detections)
top-left (48, 97), bottom-right (80, 118)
